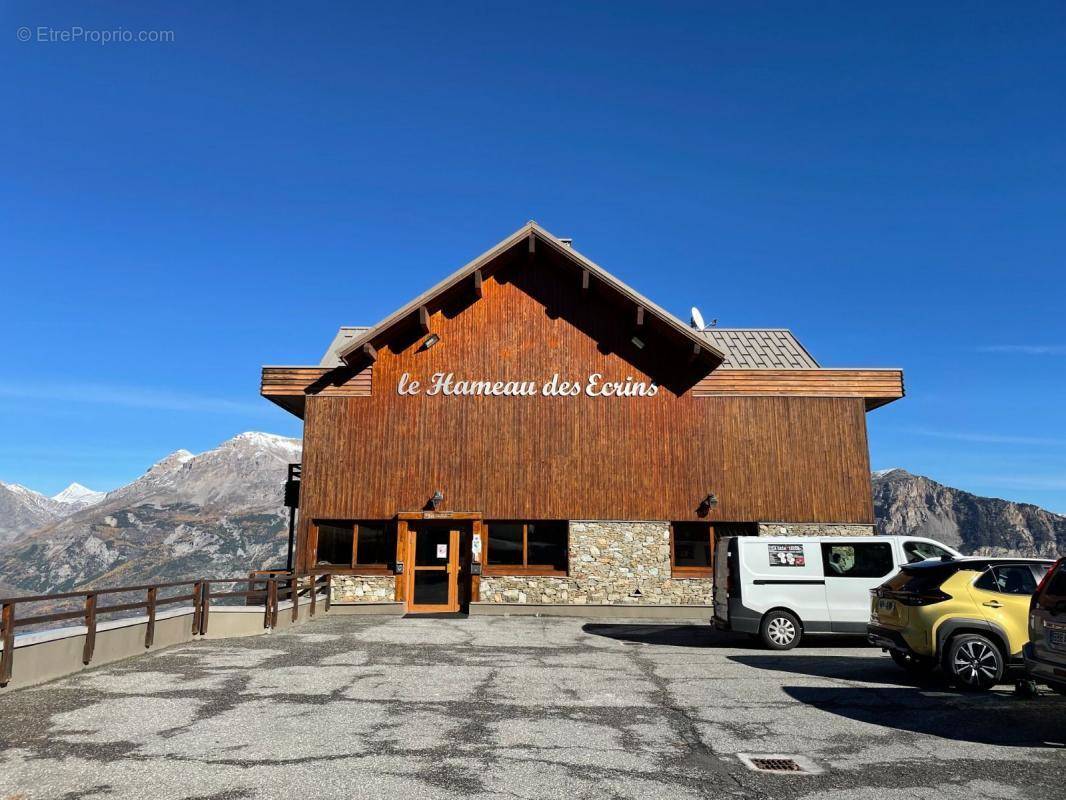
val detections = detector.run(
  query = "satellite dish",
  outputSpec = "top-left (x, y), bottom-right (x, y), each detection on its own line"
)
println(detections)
top-left (690, 306), bottom-right (706, 330)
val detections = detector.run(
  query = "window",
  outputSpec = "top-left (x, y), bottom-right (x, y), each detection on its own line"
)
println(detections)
top-left (313, 521), bottom-right (396, 572)
top-left (670, 522), bottom-right (755, 577)
top-left (974, 564), bottom-right (1040, 595)
top-left (485, 521), bottom-right (567, 575)
top-left (821, 542), bottom-right (893, 579)
top-left (903, 540), bottom-right (953, 563)
top-left (671, 523), bottom-right (714, 577)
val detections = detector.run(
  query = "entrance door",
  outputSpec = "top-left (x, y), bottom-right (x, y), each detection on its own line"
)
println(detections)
top-left (406, 525), bottom-right (460, 613)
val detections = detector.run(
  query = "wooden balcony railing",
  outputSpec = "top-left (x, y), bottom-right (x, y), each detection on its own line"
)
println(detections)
top-left (0, 571), bottom-right (333, 688)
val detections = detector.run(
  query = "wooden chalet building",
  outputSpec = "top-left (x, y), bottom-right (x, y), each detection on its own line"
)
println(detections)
top-left (262, 223), bottom-right (903, 616)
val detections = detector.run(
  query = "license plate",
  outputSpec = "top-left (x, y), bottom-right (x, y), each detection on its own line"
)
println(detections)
top-left (1049, 629), bottom-right (1066, 650)
top-left (877, 598), bottom-right (896, 613)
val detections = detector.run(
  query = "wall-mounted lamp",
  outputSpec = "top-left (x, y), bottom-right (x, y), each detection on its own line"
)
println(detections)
top-left (429, 490), bottom-right (444, 510)
top-left (631, 335), bottom-right (645, 349)
top-left (420, 333), bottom-right (441, 351)
top-left (697, 492), bottom-right (718, 517)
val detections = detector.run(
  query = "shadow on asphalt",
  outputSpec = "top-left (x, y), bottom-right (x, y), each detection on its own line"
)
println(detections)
top-left (582, 623), bottom-right (730, 647)
top-left (582, 623), bottom-right (871, 650)
top-left (781, 685), bottom-right (1066, 748)
top-left (729, 653), bottom-right (944, 687)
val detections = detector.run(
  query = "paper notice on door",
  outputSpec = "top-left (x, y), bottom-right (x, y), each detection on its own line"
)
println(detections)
top-left (437, 543), bottom-right (447, 559)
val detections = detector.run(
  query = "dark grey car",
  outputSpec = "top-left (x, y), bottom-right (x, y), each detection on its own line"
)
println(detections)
top-left (1024, 557), bottom-right (1066, 695)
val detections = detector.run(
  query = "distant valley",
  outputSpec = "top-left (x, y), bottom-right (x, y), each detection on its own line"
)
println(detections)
top-left (0, 437), bottom-right (1062, 597)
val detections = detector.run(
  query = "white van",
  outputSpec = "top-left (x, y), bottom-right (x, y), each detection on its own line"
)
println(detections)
top-left (713, 535), bottom-right (962, 649)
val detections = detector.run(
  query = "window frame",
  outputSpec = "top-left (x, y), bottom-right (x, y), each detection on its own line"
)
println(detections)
top-left (312, 520), bottom-right (396, 575)
top-left (670, 522), bottom-right (715, 578)
top-left (483, 520), bottom-right (568, 577)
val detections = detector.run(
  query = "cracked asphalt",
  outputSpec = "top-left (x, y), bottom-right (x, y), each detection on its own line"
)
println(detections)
top-left (1, 614), bottom-right (1064, 799)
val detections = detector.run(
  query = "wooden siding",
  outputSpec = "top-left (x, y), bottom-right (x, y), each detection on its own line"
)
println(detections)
top-left (261, 366), bottom-right (372, 416)
top-left (291, 256), bottom-right (882, 569)
top-left (695, 369), bottom-right (904, 410)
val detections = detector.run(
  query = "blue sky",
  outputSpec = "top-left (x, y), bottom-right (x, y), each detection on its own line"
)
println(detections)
top-left (1, 2), bottom-right (1064, 511)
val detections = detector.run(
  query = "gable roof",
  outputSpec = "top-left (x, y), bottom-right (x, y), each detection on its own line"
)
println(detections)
top-left (336, 221), bottom-right (725, 368)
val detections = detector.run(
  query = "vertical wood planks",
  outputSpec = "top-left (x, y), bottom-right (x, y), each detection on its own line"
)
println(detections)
top-left (0, 602), bottom-right (13, 687)
top-left (145, 586), bottom-right (157, 648)
top-left (82, 593), bottom-right (97, 665)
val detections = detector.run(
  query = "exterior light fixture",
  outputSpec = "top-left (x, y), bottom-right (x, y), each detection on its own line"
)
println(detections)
top-left (697, 492), bottom-right (718, 517)
top-left (421, 333), bottom-right (441, 350)
top-left (429, 490), bottom-right (444, 510)
top-left (631, 335), bottom-right (645, 349)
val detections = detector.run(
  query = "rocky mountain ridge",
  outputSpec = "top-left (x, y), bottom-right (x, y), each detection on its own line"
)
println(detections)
top-left (873, 468), bottom-right (1065, 558)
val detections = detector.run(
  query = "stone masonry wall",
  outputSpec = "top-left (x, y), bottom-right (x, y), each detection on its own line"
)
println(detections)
top-left (480, 521), bottom-right (713, 606)
top-left (331, 575), bottom-right (396, 603)
top-left (758, 522), bottom-right (875, 537)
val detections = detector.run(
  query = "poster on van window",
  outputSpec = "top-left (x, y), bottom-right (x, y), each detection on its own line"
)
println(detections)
top-left (768, 543), bottom-right (805, 567)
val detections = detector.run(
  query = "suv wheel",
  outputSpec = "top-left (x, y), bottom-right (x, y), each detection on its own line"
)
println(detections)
top-left (760, 610), bottom-right (800, 650)
top-left (890, 649), bottom-right (934, 673)
top-left (945, 634), bottom-right (1003, 691)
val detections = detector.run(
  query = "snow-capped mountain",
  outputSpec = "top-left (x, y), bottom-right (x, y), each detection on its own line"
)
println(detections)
top-left (51, 483), bottom-right (107, 512)
top-left (0, 432), bottom-right (301, 594)
top-left (0, 479), bottom-right (108, 545)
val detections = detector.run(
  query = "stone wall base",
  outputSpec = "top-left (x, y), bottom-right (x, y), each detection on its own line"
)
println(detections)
top-left (331, 575), bottom-right (396, 603)
top-left (758, 522), bottom-right (875, 537)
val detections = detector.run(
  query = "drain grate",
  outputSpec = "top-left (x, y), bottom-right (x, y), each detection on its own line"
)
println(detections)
top-left (737, 753), bottom-right (822, 776)
top-left (750, 758), bottom-right (803, 772)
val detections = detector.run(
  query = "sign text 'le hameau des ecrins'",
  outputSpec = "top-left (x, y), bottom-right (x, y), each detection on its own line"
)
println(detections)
top-left (397, 372), bottom-right (660, 398)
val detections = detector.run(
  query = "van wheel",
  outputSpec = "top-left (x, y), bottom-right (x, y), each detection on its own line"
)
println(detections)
top-left (890, 650), bottom-right (934, 673)
top-left (944, 634), bottom-right (1003, 691)
top-left (760, 610), bottom-right (800, 650)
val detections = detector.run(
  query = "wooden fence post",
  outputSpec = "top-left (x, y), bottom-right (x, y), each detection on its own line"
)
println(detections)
top-left (82, 593), bottom-right (98, 665)
top-left (309, 573), bottom-right (317, 618)
top-left (325, 573), bottom-right (332, 612)
top-left (291, 575), bottom-right (300, 623)
top-left (1, 602), bottom-right (14, 687)
top-left (191, 581), bottom-right (202, 635)
top-left (200, 582), bottom-right (211, 636)
top-left (145, 586), bottom-right (158, 648)
top-left (265, 579), bottom-right (276, 629)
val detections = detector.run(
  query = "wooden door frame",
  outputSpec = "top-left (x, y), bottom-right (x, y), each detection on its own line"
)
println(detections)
top-left (395, 512), bottom-right (484, 612)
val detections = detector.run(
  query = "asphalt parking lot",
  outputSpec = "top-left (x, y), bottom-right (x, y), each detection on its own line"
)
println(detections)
top-left (1, 614), bottom-right (1063, 800)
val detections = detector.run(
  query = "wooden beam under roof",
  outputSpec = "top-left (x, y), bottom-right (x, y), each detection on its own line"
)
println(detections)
top-left (417, 306), bottom-right (430, 334)
top-left (473, 269), bottom-right (483, 298)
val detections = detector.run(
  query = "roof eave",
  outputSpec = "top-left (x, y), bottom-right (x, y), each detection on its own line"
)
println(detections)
top-left (338, 222), bottom-right (725, 367)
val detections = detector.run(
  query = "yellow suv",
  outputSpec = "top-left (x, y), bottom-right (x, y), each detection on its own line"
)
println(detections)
top-left (868, 557), bottom-right (1054, 690)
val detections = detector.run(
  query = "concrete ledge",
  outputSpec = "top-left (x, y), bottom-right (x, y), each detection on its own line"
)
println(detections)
top-left (328, 602), bottom-right (406, 616)
top-left (1, 611), bottom-right (198, 691)
top-left (469, 603), bottom-right (712, 620)
top-left (2, 595), bottom-right (334, 690)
